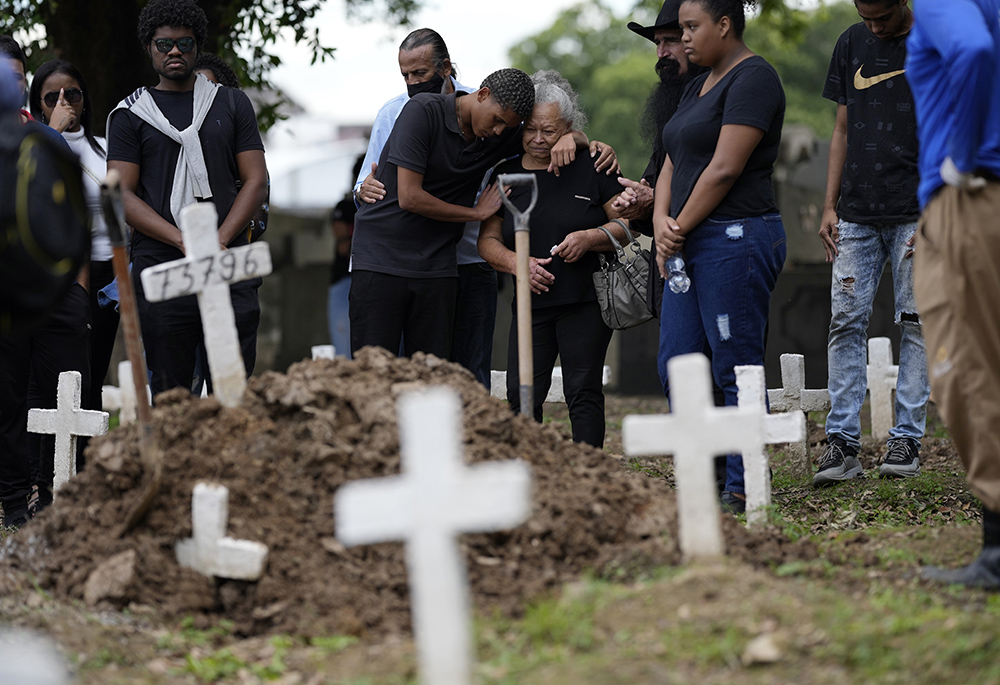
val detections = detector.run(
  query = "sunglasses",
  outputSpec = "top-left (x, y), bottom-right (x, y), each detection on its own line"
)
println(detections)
top-left (153, 37), bottom-right (196, 54)
top-left (42, 87), bottom-right (83, 109)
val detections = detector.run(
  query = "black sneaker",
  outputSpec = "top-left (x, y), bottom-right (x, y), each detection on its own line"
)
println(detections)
top-left (879, 438), bottom-right (921, 478)
top-left (2, 496), bottom-right (29, 530)
top-left (812, 437), bottom-right (862, 487)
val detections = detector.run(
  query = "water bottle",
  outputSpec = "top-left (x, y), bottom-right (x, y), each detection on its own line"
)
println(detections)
top-left (666, 254), bottom-right (691, 294)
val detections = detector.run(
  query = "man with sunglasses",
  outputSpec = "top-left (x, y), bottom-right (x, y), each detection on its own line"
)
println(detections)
top-left (106, 0), bottom-right (267, 400)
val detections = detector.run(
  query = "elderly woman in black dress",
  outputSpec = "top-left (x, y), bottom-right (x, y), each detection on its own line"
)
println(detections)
top-left (478, 71), bottom-right (626, 448)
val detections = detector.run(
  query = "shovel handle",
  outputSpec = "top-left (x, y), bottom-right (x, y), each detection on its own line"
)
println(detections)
top-left (498, 174), bottom-right (538, 417)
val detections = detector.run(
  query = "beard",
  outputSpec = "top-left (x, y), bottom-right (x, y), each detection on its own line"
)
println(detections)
top-left (640, 57), bottom-right (688, 145)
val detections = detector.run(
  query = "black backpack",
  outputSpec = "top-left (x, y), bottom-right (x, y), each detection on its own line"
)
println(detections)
top-left (0, 112), bottom-right (89, 335)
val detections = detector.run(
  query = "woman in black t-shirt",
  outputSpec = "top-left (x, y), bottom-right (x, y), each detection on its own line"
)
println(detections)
top-left (478, 71), bottom-right (625, 448)
top-left (652, 0), bottom-right (787, 512)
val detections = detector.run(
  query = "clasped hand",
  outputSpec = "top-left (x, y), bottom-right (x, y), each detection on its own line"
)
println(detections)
top-left (653, 215), bottom-right (684, 278)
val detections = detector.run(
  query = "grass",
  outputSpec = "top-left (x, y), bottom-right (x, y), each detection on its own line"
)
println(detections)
top-left (8, 396), bottom-right (995, 684)
top-left (469, 560), bottom-right (1000, 685)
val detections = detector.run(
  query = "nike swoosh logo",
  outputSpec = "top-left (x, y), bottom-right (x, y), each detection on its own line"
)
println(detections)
top-left (854, 66), bottom-right (906, 90)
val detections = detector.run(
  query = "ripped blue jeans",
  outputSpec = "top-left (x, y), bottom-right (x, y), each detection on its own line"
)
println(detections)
top-left (658, 213), bottom-right (787, 494)
top-left (826, 221), bottom-right (929, 448)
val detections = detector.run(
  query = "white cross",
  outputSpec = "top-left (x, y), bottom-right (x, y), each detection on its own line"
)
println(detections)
top-left (766, 354), bottom-right (829, 474)
top-left (139, 203), bottom-right (272, 408)
top-left (117, 361), bottom-right (138, 426)
top-left (490, 365), bottom-right (612, 403)
top-left (101, 362), bottom-right (151, 426)
top-left (311, 345), bottom-right (335, 360)
top-left (0, 629), bottom-right (70, 684)
top-left (735, 365), bottom-right (806, 527)
top-left (622, 353), bottom-right (761, 560)
top-left (866, 337), bottom-right (899, 440)
top-left (175, 482), bottom-right (269, 580)
top-left (27, 371), bottom-right (109, 493)
top-left (336, 387), bottom-right (531, 685)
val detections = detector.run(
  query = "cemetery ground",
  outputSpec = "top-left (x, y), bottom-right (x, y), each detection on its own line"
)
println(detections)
top-left (0, 351), bottom-right (997, 684)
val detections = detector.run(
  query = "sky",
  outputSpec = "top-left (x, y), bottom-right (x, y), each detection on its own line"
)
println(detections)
top-left (267, 0), bottom-right (637, 126)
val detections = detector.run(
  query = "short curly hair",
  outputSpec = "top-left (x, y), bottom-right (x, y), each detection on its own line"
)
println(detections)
top-left (480, 68), bottom-right (534, 123)
top-left (137, 0), bottom-right (208, 50)
top-left (195, 52), bottom-right (240, 88)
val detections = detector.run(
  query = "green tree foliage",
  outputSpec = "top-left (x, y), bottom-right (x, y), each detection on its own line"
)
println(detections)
top-left (510, 0), bottom-right (861, 180)
top-left (746, 0), bottom-right (862, 139)
top-left (0, 0), bottom-right (419, 132)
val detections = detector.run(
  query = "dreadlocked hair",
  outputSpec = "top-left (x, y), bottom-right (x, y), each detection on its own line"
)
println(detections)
top-left (195, 52), bottom-right (240, 88)
top-left (137, 0), bottom-right (208, 50)
top-left (531, 70), bottom-right (587, 130)
top-left (28, 59), bottom-right (105, 158)
top-left (690, 0), bottom-right (759, 39)
top-left (480, 68), bottom-right (535, 123)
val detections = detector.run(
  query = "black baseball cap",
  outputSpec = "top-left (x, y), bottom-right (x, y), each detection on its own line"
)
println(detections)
top-left (627, 0), bottom-right (683, 41)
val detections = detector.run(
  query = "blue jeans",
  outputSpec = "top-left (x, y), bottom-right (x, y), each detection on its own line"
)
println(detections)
top-left (328, 277), bottom-right (352, 359)
top-left (452, 262), bottom-right (497, 388)
top-left (826, 221), bottom-right (929, 448)
top-left (658, 213), bottom-right (787, 495)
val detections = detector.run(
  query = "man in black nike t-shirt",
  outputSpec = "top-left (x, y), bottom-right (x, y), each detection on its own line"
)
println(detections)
top-left (814, 0), bottom-right (930, 488)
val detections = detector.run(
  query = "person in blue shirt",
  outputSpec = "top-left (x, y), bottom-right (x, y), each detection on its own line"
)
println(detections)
top-left (908, 0), bottom-right (1000, 588)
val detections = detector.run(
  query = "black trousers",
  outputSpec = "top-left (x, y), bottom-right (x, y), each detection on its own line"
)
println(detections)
top-left (88, 260), bottom-right (120, 410)
top-left (349, 270), bottom-right (459, 359)
top-left (133, 253), bottom-right (261, 399)
top-left (507, 300), bottom-right (613, 448)
top-left (0, 283), bottom-right (91, 501)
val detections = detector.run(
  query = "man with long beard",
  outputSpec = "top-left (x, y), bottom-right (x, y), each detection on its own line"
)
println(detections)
top-left (614, 0), bottom-right (705, 313)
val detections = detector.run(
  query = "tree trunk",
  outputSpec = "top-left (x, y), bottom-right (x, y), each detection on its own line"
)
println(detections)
top-left (43, 0), bottom-right (152, 136)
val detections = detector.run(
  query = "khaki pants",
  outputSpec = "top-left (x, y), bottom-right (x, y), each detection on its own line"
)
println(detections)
top-left (914, 182), bottom-right (1000, 512)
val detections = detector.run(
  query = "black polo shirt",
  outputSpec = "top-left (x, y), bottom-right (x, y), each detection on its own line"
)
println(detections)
top-left (351, 91), bottom-right (523, 279)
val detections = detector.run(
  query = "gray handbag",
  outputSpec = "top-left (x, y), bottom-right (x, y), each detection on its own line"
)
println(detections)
top-left (592, 219), bottom-right (654, 330)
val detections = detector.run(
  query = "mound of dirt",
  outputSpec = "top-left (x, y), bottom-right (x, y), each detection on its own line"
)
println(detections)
top-left (0, 348), bottom-right (809, 638)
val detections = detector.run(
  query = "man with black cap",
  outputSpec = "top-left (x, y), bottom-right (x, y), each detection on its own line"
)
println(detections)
top-left (613, 0), bottom-right (705, 314)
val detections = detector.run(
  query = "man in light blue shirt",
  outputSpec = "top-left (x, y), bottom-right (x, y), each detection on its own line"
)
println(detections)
top-left (908, 0), bottom-right (1000, 587)
top-left (352, 28), bottom-right (496, 386)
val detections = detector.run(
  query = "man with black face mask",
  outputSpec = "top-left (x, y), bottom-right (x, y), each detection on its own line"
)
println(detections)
top-left (350, 29), bottom-right (499, 384)
top-left (353, 29), bottom-right (468, 207)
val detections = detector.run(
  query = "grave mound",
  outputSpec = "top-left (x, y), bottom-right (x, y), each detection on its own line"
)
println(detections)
top-left (0, 348), bottom-right (812, 637)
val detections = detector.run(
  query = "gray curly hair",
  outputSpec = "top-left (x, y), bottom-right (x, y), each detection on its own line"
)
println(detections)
top-left (531, 70), bottom-right (587, 130)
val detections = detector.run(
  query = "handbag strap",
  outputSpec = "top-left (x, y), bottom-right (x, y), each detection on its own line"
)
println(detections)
top-left (609, 218), bottom-right (644, 250)
top-left (595, 225), bottom-right (626, 262)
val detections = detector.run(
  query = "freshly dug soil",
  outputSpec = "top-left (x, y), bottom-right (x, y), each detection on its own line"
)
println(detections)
top-left (0, 348), bottom-right (809, 638)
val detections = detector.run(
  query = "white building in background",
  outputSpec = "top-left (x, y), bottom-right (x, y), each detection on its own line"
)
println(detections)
top-left (261, 105), bottom-right (369, 211)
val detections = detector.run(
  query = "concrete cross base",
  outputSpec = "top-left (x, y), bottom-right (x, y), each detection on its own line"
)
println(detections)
top-left (176, 482), bottom-right (268, 581)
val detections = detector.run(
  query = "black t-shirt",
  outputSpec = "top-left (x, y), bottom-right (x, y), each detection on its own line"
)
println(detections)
top-left (107, 86), bottom-right (264, 259)
top-left (493, 155), bottom-right (621, 309)
top-left (351, 92), bottom-right (524, 279)
top-left (662, 56), bottom-right (785, 219)
top-left (822, 22), bottom-right (919, 222)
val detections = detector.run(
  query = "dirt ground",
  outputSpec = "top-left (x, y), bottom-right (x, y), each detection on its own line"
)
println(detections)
top-left (0, 351), bottom-right (985, 683)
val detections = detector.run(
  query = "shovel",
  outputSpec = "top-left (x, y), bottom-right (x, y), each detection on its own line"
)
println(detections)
top-left (497, 173), bottom-right (538, 417)
top-left (100, 170), bottom-right (162, 537)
